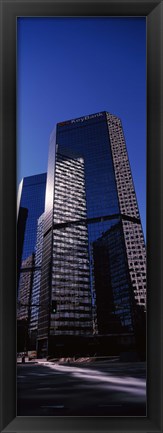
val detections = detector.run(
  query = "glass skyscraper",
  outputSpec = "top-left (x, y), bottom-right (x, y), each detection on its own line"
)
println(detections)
top-left (37, 111), bottom-right (146, 357)
top-left (17, 173), bottom-right (47, 261)
top-left (17, 173), bottom-right (47, 349)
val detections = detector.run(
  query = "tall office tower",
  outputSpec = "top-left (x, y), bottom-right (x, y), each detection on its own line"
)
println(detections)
top-left (17, 173), bottom-right (47, 261)
top-left (106, 113), bottom-right (146, 307)
top-left (37, 111), bottom-right (146, 357)
top-left (17, 173), bottom-right (47, 351)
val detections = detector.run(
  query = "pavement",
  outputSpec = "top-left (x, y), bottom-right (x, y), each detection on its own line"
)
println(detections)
top-left (17, 359), bottom-right (146, 416)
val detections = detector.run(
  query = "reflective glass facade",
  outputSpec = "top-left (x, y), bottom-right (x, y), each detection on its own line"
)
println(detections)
top-left (17, 173), bottom-right (47, 344)
top-left (17, 254), bottom-right (35, 321)
top-left (17, 206), bottom-right (28, 289)
top-left (29, 213), bottom-right (44, 342)
top-left (37, 111), bottom-right (146, 355)
top-left (17, 173), bottom-right (47, 261)
top-left (93, 222), bottom-right (135, 334)
top-left (57, 112), bottom-right (120, 220)
top-left (51, 153), bottom-right (92, 336)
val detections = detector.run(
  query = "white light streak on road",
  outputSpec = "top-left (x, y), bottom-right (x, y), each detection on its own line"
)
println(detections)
top-left (39, 362), bottom-right (146, 399)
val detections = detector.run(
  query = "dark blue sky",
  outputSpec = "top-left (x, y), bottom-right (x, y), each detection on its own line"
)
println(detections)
top-left (17, 17), bottom-right (146, 237)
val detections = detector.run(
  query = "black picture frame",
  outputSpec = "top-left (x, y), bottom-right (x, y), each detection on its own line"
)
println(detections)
top-left (0, 0), bottom-right (162, 432)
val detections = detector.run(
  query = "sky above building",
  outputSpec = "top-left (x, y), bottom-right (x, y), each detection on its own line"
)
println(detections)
top-left (17, 17), bottom-right (146, 237)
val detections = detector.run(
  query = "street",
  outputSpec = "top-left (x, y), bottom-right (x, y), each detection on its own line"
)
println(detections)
top-left (17, 360), bottom-right (146, 416)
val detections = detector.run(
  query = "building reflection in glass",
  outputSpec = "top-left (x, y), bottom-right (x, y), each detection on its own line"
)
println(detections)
top-left (92, 221), bottom-right (135, 335)
top-left (51, 153), bottom-right (93, 336)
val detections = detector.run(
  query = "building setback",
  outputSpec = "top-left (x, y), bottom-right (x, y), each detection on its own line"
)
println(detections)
top-left (37, 111), bottom-right (146, 357)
